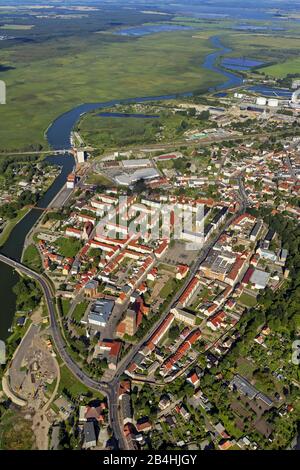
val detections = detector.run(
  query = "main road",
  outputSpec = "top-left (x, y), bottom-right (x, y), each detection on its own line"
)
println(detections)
top-left (0, 179), bottom-right (248, 449)
top-left (0, 253), bottom-right (126, 448)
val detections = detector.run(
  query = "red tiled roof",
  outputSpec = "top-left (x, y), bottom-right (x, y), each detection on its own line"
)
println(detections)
top-left (179, 276), bottom-right (200, 304)
top-left (242, 267), bottom-right (254, 285)
top-left (147, 313), bottom-right (174, 346)
top-left (98, 340), bottom-right (121, 359)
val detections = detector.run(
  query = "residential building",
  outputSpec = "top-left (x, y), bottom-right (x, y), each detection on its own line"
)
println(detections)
top-left (82, 422), bottom-right (97, 449)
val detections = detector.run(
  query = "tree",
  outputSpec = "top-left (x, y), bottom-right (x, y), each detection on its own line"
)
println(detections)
top-left (169, 324), bottom-right (180, 341)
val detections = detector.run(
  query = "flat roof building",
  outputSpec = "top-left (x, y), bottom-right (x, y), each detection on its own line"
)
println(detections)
top-left (83, 421), bottom-right (97, 449)
top-left (115, 168), bottom-right (160, 186)
top-left (122, 158), bottom-right (151, 169)
top-left (88, 299), bottom-right (115, 327)
top-left (231, 374), bottom-right (257, 400)
top-left (250, 269), bottom-right (270, 290)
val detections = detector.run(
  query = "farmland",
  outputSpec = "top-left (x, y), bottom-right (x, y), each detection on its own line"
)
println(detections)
top-left (0, 10), bottom-right (222, 152)
top-left (1, 4), bottom-right (300, 153)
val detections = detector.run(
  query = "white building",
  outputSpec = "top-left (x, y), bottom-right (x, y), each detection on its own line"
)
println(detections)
top-left (77, 149), bottom-right (86, 163)
top-left (250, 269), bottom-right (270, 290)
top-left (256, 97), bottom-right (267, 106)
top-left (268, 98), bottom-right (279, 108)
top-left (66, 173), bottom-right (76, 189)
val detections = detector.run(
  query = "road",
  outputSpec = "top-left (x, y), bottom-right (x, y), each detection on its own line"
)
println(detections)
top-left (0, 211), bottom-right (235, 448)
top-left (0, 175), bottom-right (248, 449)
top-left (109, 198), bottom-right (247, 385)
top-left (0, 253), bottom-right (126, 448)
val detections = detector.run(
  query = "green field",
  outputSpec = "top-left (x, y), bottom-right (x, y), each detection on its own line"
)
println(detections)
top-left (238, 292), bottom-right (257, 308)
top-left (262, 58), bottom-right (300, 78)
top-left (0, 29), bottom-right (221, 152)
top-left (86, 172), bottom-right (113, 186)
top-left (57, 364), bottom-right (103, 399)
top-left (60, 299), bottom-right (71, 317)
top-left (78, 103), bottom-right (204, 149)
top-left (0, 410), bottom-right (35, 450)
top-left (223, 32), bottom-right (300, 64)
top-left (22, 244), bottom-right (42, 272)
top-left (0, 6), bottom-right (300, 154)
top-left (72, 302), bottom-right (89, 322)
top-left (0, 24), bottom-right (34, 30)
top-left (55, 237), bottom-right (82, 258)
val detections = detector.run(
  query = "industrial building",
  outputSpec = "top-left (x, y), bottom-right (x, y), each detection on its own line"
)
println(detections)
top-left (122, 158), bottom-right (151, 169)
top-left (115, 168), bottom-right (160, 186)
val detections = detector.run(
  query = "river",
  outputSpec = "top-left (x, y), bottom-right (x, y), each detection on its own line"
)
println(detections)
top-left (0, 36), bottom-right (242, 340)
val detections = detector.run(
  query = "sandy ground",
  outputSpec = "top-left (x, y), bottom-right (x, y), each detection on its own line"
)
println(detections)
top-left (5, 301), bottom-right (61, 449)
top-left (32, 410), bottom-right (51, 450)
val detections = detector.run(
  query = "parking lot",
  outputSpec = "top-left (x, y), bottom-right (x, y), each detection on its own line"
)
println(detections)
top-left (161, 241), bottom-right (200, 266)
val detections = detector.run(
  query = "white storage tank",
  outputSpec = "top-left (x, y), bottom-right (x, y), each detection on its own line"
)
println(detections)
top-left (292, 79), bottom-right (300, 89)
top-left (256, 97), bottom-right (267, 106)
top-left (268, 98), bottom-right (279, 107)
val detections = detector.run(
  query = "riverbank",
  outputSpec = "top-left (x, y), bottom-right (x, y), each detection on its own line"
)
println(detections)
top-left (0, 35), bottom-right (241, 340)
top-left (0, 207), bottom-right (30, 248)
top-left (0, 154), bottom-right (75, 340)
top-left (0, 29), bottom-right (222, 153)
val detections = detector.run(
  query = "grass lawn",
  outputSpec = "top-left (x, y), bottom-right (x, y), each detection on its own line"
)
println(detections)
top-left (159, 278), bottom-right (178, 299)
top-left (238, 292), bottom-right (257, 308)
top-left (158, 263), bottom-right (176, 273)
top-left (219, 413), bottom-right (244, 439)
top-left (55, 237), bottom-right (82, 258)
top-left (86, 173), bottom-right (113, 186)
top-left (61, 299), bottom-right (71, 317)
top-left (22, 244), bottom-right (42, 272)
top-left (0, 410), bottom-right (35, 450)
top-left (72, 301), bottom-right (89, 322)
top-left (57, 364), bottom-right (103, 399)
top-left (236, 357), bottom-right (256, 379)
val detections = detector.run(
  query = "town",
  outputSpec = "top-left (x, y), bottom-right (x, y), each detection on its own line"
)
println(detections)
top-left (1, 76), bottom-right (300, 451)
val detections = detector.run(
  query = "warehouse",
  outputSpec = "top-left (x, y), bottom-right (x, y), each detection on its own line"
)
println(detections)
top-left (115, 168), bottom-right (160, 186)
top-left (122, 158), bottom-right (151, 169)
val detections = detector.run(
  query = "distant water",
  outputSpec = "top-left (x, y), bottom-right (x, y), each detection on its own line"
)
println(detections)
top-left (202, 36), bottom-right (244, 91)
top-left (0, 35), bottom-right (252, 339)
top-left (161, 3), bottom-right (286, 21)
top-left (221, 57), bottom-right (264, 71)
top-left (247, 85), bottom-right (292, 98)
top-left (234, 24), bottom-right (286, 32)
top-left (114, 24), bottom-right (193, 37)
